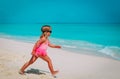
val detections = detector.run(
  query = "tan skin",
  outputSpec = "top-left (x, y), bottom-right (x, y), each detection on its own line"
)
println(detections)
top-left (19, 29), bottom-right (61, 76)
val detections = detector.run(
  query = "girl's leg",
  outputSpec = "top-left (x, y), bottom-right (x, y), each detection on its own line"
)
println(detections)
top-left (39, 55), bottom-right (59, 76)
top-left (19, 55), bottom-right (38, 74)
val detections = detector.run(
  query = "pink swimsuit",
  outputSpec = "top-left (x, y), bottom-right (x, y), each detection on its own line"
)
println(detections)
top-left (35, 41), bottom-right (49, 57)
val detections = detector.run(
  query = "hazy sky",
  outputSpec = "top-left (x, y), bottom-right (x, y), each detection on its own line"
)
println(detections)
top-left (0, 0), bottom-right (120, 23)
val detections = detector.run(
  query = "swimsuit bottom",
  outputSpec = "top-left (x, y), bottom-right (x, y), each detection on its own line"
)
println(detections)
top-left (35, 49), bottom-right (47, 57)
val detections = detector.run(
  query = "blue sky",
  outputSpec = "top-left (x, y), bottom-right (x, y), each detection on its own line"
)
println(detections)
top-left (0, 0), bottom-right (120, 23)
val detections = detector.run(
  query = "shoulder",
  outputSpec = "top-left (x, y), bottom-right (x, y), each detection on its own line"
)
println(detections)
top-left (38, 37), bottom-right (46, 42)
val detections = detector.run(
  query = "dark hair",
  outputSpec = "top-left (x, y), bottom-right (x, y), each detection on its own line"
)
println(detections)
top-left (41, 25), bottom-right (51, 32)
top-left (40, 25), bottom-right (51, 38)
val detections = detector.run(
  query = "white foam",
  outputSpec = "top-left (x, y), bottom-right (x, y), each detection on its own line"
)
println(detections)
top-left (99, 46), bottom-right (120, 60)
top-left (1, 34), bottom-right (120, 60)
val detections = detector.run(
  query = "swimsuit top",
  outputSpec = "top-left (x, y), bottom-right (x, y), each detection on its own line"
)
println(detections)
top-left (36, 40), bottom-right (49, 51)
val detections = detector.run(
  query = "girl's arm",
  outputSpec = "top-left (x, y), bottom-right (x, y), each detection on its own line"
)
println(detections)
top-left (48, 43), bottom-right (61, 48)
top-left (31, 38), bottom-right (45, 55)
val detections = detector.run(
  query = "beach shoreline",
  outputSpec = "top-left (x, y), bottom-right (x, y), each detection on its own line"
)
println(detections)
top-left (0, 37), bottom-right (120, 79)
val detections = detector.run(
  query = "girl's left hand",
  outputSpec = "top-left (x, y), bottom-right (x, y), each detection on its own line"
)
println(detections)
top-left (55, 46), bottom-right (61, 48)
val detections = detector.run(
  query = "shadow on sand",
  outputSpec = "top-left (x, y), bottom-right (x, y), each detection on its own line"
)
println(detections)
top-left (25, 68), bottom-right (49, 75)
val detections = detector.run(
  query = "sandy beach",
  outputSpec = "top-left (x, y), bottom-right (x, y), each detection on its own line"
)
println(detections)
top-left (0, 37), bottom-right (120, 79)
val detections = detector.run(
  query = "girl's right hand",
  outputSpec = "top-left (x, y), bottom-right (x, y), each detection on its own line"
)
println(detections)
top-left (55, 45), bottom-right (61, 48)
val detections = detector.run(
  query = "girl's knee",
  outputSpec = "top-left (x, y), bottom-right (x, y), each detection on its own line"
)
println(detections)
top-left (46, 59), bottom-right (52, 64)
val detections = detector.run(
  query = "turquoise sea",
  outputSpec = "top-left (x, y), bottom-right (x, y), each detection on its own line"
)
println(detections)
top-left (0, 24), bottom-right (120, 60)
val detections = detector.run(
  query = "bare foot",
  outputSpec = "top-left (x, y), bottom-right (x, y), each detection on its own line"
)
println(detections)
top-left (52, 70), bottom-right (59, 76)
top-left (19, 70), bottom-right (25, 75)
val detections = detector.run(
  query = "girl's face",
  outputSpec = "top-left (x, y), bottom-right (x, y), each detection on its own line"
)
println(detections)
top-left (42, 27), bottom-right (52, 37)
top-left (46, 31), bottom-right (51, 36)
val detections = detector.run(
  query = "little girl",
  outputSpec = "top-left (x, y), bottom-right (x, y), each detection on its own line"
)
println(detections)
top-left (19, 25), bottom-right (61, 76)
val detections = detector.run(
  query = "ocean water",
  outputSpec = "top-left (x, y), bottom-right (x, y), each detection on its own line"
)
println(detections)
top-left (0, 24), bottom-right (120, 60)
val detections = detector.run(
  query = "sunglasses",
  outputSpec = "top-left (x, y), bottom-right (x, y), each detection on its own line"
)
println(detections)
top-left (43, 31), bottom-right (52, 33)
